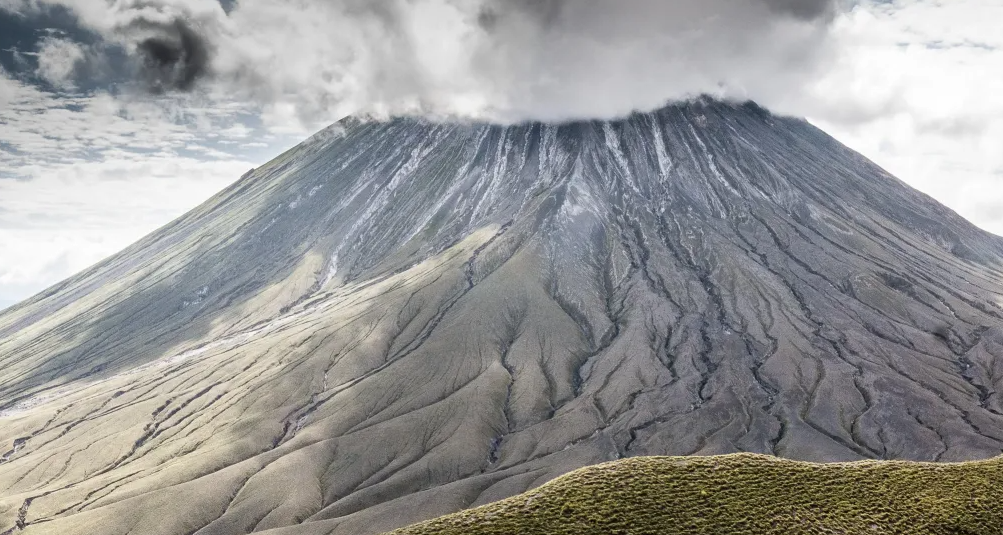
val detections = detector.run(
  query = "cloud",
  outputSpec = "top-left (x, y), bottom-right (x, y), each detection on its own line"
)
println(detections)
top-left (0, 66), bottom-right (276, 306)
top-left (34, 35), bottom-right (85, 87)
top-left (219, 0), bottom-right (842, 124)
top-left (128, 15), bottom-right (214, 92)
top-left (3, 0), bottom-right (223, 92)
top-left (805, 0), bottom-right (1003, 236)
top-left (3, 0), bottom-right (841, 125)
top-left (0, 152), bottom-right (255, 310)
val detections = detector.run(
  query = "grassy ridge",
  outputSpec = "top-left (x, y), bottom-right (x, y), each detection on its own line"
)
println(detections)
top-left (386, 453), bottom-right (1003, 535)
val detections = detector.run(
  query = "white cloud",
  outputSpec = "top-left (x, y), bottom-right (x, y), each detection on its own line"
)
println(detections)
top-left (0, 70), bottom-right (272, 308)
top-left (806, 0), bottom-right (1003, 235)
top-left (209, 0), bottom-right (841, 126)
top-left (34, 35), bottom-right (87, 87)
top-left (0, 157), bottom-right (252, 292)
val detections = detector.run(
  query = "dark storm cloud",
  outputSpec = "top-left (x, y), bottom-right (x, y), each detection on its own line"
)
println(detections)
top-left (130, 17), bottom-right (212, 92)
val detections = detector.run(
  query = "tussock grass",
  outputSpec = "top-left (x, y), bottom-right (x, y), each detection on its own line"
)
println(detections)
top-left (386, 453), bottom-right (1003, 535)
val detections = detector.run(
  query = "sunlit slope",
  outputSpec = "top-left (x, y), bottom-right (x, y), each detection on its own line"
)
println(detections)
top-left (386, 454), bottom-right (1003, 535)
top-left (2, 100), bottom-right (1003, 535)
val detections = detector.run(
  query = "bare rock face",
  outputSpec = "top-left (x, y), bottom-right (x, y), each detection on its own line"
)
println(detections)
top-left (2, 100), bottom-right (1003, 535)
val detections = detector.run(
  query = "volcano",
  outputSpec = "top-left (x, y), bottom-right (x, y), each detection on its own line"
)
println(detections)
top-left (2, 99), bottom-right (1003, 535)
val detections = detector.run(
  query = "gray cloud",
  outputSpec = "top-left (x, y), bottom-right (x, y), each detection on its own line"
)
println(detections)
top-left (5, 0), bottom-right (843, 123)
top-left (763, 0), bottom-right (838, 20)
top-left (129, 17), bottom-right (213, 92)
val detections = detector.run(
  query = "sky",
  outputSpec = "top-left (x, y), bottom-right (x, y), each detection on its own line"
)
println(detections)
top-left (0, 0), bottom-right (1001, 310)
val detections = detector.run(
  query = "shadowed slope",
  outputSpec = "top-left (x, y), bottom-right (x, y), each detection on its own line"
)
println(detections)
top-left (385, 454), bottom-right (1003, 535)
top-left (1, 100), bottom-right (1003, 535)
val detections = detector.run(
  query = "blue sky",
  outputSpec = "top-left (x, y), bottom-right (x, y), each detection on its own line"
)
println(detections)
top-left (0, 0), bottom-right (1001, 310)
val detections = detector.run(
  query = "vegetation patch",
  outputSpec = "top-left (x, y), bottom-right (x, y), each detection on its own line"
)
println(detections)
top-left (386, 453), bottom-right (1003, 535)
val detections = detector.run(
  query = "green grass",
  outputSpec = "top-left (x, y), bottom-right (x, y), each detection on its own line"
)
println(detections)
top-left (386, 453), bottom-right (1003, 535)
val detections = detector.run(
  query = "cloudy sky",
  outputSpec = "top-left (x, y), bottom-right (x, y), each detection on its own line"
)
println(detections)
top-left (0, 0), bottom-right (1001, 310)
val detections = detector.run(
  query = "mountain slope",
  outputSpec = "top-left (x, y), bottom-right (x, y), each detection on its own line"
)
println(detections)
top-left (1, 99), bottom-right (1003, 535)
top-left (384, 454), bottom-right (1003, 535)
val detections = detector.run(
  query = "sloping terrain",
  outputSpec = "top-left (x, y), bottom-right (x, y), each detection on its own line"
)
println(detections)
top-left (384, 453), bottom-right (1003, 535)
top-left (1, 99), bottom-right (1003, 535)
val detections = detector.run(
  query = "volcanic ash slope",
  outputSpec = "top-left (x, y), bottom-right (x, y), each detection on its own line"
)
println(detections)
top-left (1, 100), bottom-right (1003, 535)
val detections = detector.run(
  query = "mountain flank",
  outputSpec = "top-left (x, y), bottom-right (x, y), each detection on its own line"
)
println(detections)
top-left (1, 99), bottom-right (1002, 534)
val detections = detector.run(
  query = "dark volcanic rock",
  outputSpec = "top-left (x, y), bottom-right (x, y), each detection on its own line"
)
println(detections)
top-left (2, 100), bottom-right (1003, 535)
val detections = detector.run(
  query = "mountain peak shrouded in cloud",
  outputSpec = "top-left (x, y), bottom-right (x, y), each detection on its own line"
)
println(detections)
top-left (3, 0), bottom-right (1002, 311)
top-left (2, 0), bottom-right (841, 122)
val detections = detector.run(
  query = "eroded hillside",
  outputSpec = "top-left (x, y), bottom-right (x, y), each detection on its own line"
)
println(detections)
top-left (2, 100), bottom-right (1003, 535)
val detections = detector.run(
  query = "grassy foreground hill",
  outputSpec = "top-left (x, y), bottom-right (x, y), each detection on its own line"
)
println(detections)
top-left (385, 453), bottom-right (1002, 535)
